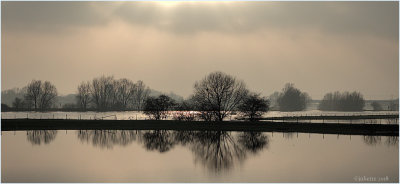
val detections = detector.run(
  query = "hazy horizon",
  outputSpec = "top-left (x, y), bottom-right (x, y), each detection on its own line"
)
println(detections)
top-left (2, 1), bottom-right (399, 100)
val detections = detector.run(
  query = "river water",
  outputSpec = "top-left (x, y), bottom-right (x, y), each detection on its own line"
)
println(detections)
top-left (1, 130), bottom-right (398, 182)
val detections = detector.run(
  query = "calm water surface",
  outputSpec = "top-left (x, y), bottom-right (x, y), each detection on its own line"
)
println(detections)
top-left (1, 130), bottom-right (398, 182)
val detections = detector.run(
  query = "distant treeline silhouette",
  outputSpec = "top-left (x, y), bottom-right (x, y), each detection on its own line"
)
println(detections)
top-left (1, 71), bottom-right (398, 120)
top-left (76, 76), bottom-right (150, 111)
top-left (276, 83), bottom-right (311, 111)
top-left (4, 80), bottom-right (59, 111)
top-left (318, 91), bottom-right (365, 111)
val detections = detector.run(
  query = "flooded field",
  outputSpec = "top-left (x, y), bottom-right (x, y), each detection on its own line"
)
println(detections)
top-left (2, 130), bottom-right (398, 182)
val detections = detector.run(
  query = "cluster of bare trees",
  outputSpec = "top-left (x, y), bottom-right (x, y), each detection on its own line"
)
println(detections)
top-left (276, 83), bottom-right (311, 111)
top-left (142, 72), bottom-right (270, 121)
top-left (76, 76), bottom-right (150, 111)
top-left (318, 91), bottom-right (365, 111)
top-left (191, 71), bottom-right (250, 121)
top-left (23, 80), bottom-right (58, 111)
top-left (4, 72), bottom-right (378, 117)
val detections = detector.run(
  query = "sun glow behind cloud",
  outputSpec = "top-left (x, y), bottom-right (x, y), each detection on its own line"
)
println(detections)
top-left (155, 1), bottom-right (235, 10)
top-left (156, 1), bottom-right (182, 8)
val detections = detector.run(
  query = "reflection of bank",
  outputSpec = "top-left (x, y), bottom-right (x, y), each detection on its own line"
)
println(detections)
top-left (27, 130), bottom-right (58, 145)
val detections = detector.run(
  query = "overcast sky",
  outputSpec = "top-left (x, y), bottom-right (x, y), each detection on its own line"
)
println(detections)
top-left (2, 1), bottom-right (398, 99)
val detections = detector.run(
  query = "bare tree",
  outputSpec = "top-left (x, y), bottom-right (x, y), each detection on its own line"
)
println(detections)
top-left (77, 81), bottom-right (91, 111)
top-left (39, 81), bottom-right (58, 110)
top-left (24, 80), bottom-right (57, 111)
top-left (133, 80), bottom-right (150, 111)
top-left (25, 80), bottom-right (42, 110)
top-left (90, 76), bottom-right (115, 111)
top-left (12, 97), bottom-right (24, 110)
top-left (238, 93), bottom-right (269, 121)
top-left (82, 76), bottom-right (151, 111)
top-left (192, 71), bottom-right (249, 121)
top-left (143, 95), bottom-right (176, 120)
top-left (114, 78), bottom-right (136, 110)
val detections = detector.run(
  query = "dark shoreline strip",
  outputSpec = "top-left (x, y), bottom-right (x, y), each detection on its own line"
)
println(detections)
top-left (1, 119), bottom-right (398, 136)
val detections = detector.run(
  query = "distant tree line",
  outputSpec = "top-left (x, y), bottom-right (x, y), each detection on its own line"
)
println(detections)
top-left (3, 76), bottom-right (151, 112)
top-left (371, 101), bottom-right (383, 111)
top-left (5, 80), bottom-right (58, 111)
top-left (2, 72), bottom-right (397, 121)
top-left (76, 76), bottom-right (150, 111)
top-left (318, 91), bottom-right (365, 111)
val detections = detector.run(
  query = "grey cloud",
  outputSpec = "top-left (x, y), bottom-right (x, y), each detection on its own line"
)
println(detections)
top-left (2, 1), bottom-right (110, 32)
top-left (3, 1), bottom-right (398, 39)
top-left (115, 2), bottom-right (398, 39)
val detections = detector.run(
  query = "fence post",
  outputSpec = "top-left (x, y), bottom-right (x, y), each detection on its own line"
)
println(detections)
top-left (66, 114), bottom-right (67, 119)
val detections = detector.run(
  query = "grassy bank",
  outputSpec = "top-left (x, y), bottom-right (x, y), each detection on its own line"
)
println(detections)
top-left (2, 119), bottom-right (398, 136)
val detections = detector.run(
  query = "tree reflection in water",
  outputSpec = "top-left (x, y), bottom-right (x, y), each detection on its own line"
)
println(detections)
top-left (74, 130), bottom-right (269, 173)
top-left (362, 136), bottom-right (399, 147)
top-left (77, 130), bottom-right (139, 149)
top-left (385, 136), bottom-right (398, 147)
top-left (26, 130), bottom-right (58, 145)
top-left (282, 132), bottom-right (294, 139)
top-left (237, 132), bottom-right (269, 154)
top-left (189, 131), bottom-right (247, 173)
top-left (155, 131), bottom-right (269, 173)
top-left (71, 129), bottom-right (398, 173)
top-left (141, 130), bottom-right (175, 153)
top-left (363, 136), bottom-right (382, 146)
